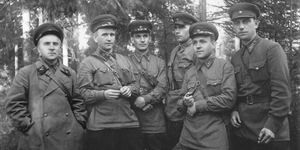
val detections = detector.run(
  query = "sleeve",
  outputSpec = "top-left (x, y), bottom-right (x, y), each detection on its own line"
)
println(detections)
top-left (77, 59), bottom-right (106, 105)
top-left (124, 59), bottom-right (140, 100)
top-left (143, 59), bottom-right (167, 104)
top-left (70, 70), bottom-right (88, 129)
top-left (264, 43), bottom-right (291, 133)
top-left (176, 73), bottom-right (189, 114)
top-left (195, 61), bottom-right (237, 112)
top-left (5, 67), bottom-right (34, 132)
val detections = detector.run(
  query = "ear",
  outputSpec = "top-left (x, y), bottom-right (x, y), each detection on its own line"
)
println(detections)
top-left (130, 36), bottom-right (134, 44)
top-left (254, 19), bottom-right (260, 29)
top-left (93, 32), bottom-right (98, 43)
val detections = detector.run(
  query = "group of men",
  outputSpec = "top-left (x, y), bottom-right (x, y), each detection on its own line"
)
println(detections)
top-left (5, 2), bottom-right (291, 150)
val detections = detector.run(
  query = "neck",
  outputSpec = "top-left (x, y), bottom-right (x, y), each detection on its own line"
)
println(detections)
top-left (241, 33), bottom-right (257, 45)
top-left (136, 48), bottom-right (149, 54)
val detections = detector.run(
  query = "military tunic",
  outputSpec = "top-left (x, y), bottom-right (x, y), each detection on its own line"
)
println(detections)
top-left (177, 55), bottom-right (236, 150)
top-left (78, 49), bottom-right (140, 130)
top-left (231, 35), bottom-right (291, 141)
top-left (165, 39), bottom-right (195, 121)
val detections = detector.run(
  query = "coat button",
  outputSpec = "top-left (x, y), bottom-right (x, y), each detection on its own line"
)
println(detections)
top-left (66, 113), bottom-right (69, 116)
top-left (256, 67), bottom-right (259, 70)
top-left (43, 113), bottom-right (47, 117)
top-left (45, 132), bottom-right (49, 136)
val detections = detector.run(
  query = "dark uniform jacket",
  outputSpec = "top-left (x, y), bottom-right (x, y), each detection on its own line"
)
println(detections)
top-left (231, 35), bottom-right (291, 141)
top-left (129, 50), bottom-right (167, 133)
top-left (78, 49), bottom-right (140, 130)
top-left (177, 55), bottom-right (236, 149)
top-left (165, 39), bottom-right (195, 121)
top-left (5, 57), bottom-right (87, 150)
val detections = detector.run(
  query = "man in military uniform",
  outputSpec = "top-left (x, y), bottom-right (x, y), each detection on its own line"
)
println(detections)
top-left (5, 23), bottom-right (87, 150)
top-left (229, 3), bottom-right (291, 150)
top-left (128, 20), bottom-right (168, 150)
top-left (164, 12), bottom-right (198, 150)
top-left (77, 14), bottom-right (144, 150)
top-left (177, 22), bottom-right (236, 150)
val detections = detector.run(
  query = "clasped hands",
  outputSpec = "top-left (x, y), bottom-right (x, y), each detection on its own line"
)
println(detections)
top-left (104, 86), bottom-right (131, 100)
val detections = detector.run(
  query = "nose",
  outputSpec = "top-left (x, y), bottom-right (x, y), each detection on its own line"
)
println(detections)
top-left (239, 23), bottom-right (245, 30)
top-left (49, 43), bottom-right (55, 50)
top-left (141, 37), bottom-right (145, 42)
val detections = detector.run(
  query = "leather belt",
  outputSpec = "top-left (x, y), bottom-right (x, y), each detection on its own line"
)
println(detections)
top-left (238, 95), bottom-right (270, 105)
top-left (170, 81), bottom-right (183, 90)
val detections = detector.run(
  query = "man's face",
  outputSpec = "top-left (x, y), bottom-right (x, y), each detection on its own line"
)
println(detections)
top-left (232, 18), bottom-right (259, 42)
top-left (192, 35), bottom-right (216, 60)
top-left (174, 24), bottom-right (191, 43)
top-left (37, 35), bottom-right (61, 61)
top-left (93, 28), bottom-right (116, 51)
top-left (131, 32), bottom-right (151, 52)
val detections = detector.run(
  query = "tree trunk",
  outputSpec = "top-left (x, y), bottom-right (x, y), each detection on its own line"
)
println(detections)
top-left (22, 5), bottom-right (30, 66)
top-left (62, 28), bottom-right (68, 66)
top-left (197, 0), bottom-right (206, 21)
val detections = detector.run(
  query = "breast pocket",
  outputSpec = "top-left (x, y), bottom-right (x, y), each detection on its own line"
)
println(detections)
top-left (206, 79), bottom-right (222, 96)
top-left (121, 68), bottom-right (133, 85)
top-left (249, 60), bottom-right (269, 83)
top-left (93, 67), bottom-right (113, 86)
top-left (178, 62), bottom-right (193, 72)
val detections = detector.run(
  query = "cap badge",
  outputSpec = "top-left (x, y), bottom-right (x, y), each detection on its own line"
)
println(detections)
top-left (108, 22), bottom-right (112, 25)
top-left (238, 10), bottom-right (243, 14)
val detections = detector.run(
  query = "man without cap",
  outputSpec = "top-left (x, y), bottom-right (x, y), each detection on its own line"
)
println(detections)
top-left (164, 12), bottom-right (198, 150)
top-left (228, 2), bottom-right (291, 150)
top-left (127, 20), bottom-right (168, 150)
top-left (77, 14), bottom-right (144, 150)
top-left (5, 23), bottom-right (87, 150)
top-left (176, 22), bottom-right (236, 150)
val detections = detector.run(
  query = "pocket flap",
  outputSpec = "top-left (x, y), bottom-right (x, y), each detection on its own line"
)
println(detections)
top-left (178, 62), bottom-right (192, 69)
top-left (207, 79), bottom-right (222, 86)
top-left (249, 60), bottom-right (266, 70)
top-left (98, 67), bottom-right (108, 73)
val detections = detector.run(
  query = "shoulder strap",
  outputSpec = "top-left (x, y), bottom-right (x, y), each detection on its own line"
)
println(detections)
top-left (129, 55), bottom-right (156, 89)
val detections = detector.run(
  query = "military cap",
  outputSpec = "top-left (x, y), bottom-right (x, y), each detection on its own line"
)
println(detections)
top-left (89, 14), bottom-right (118, 33)
top-left (189, 22), bottom-right (219, 41)
top-left (228, 2), bottom-right (261, 20)
top-left (32, 23), bottom-right (64, 46)
top-left (172, 12), bottom-right (198, 26)
top-left (128, 20), bottom-right (152, 34)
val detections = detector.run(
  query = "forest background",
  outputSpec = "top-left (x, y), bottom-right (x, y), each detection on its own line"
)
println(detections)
top-left (0, 0), bottom-right (299, 149)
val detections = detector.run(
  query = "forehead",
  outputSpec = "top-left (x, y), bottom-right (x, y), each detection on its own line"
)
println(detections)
top-left (39, 35), bottom-right (61, 42)
top-left (174, 24), bottom-right (190, 28)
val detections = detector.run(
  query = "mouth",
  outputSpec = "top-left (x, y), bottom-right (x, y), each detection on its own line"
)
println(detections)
top-left (239, 32), bottom-right (247, 35)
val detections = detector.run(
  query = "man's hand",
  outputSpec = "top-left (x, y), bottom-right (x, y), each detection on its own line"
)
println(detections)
top-left (187, 102), bottom-right (196, 116)
top-left (104, 89), bottom-right (121, 100)
top-left (183, 92), bottom-right (194, 107)
top-left (134, 96), bottom-right (146, 108)
top-left (231, 111), bottom-right (241, 128)
top-left (120, 86), bottom-right (131, 98)
top-left (258, 128), bottom-right (275, 144)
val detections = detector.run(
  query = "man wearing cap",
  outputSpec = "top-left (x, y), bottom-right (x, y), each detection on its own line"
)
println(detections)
top-left (176, 22), bottom-right (236, 150)
top-left (5, 23), bottom-right (87, 150)
top-left (77, 14), bottom-right (144, 150)
top-left (164, 12), bottom-right (198, 150)
top-left (127, 20), bottom-right (168, 150)
top-left (228, 2), bottom-right (291, 150)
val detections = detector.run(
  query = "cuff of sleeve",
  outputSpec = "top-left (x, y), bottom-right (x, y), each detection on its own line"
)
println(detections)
top-left (195, 99), bottom-right (209, 113)
top-left (177, 99), bottom-right (187, 114)
top-left (142, 95), bottom-right (151, 104)
top-left (97, 90), bottom-right (106, 102)
top-left (18, 117), bottom-right (34, 132)
top-left (264, 115), bottom-right (283, 133)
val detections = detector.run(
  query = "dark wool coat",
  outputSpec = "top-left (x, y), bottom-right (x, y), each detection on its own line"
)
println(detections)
top-left (5, 58), bottom-right (87, 150)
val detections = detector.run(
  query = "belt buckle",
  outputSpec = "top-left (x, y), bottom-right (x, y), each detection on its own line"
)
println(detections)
top-left (246, 95), bottom-right (254, 105)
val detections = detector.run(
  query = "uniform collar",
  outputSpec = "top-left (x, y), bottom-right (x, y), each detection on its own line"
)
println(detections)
top-left (35, 57), bottom-right (70, 76)
top-left (179, 39), bottom-right (193, 53)
top-left (241, 35), bottom-right (261, 53)
top-left (133, 50), bottom-right (150, 62)
top-left (195, 55), bottom-right (215, 70)
top-left (97, 47), bottom-right (116, 60)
